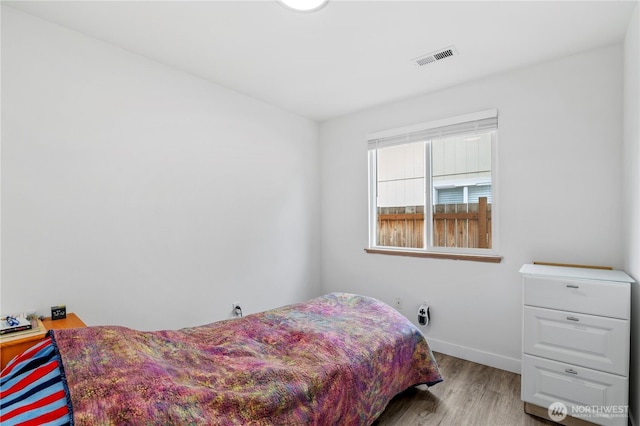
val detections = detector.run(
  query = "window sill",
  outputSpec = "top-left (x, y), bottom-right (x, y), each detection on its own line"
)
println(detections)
top-left (364, 248), bottom-right (502, 263)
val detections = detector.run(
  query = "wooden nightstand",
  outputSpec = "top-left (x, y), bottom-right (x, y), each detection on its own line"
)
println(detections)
top-left (0, 313), bottom-right (86, 370)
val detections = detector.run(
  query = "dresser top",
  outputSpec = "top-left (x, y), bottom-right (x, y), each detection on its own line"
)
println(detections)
top-left (519, 263), bottom-right (634, 283)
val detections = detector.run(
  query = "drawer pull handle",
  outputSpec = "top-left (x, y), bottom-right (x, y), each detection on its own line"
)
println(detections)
top-left (566, 316), bottom-right (580, 322)
top-left (566, 284), bottom-right (579, 288)
top-left (565, 368), bottom-right (578, 375)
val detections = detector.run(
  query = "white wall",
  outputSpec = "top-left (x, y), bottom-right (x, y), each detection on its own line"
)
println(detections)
top-left (623, 5), bottom-right (639, 426)
top-left (319, 45), bottom-right (624, 373)
top-left (1, 7), bottom-right (321, 330)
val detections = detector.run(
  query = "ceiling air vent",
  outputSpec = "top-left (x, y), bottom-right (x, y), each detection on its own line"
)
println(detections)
top-left (413, 46), bottom-right (458, 67)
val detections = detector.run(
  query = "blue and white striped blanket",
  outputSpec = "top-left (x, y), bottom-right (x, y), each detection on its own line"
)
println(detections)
top-left (0, 336), bottom-right (72, 425)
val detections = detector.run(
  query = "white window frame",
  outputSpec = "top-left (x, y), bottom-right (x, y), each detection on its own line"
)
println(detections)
top-left (367, 109), bottom-right (500, 259)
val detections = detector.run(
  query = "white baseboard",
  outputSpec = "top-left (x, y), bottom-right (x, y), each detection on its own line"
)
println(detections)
top-left (426, 337), bottom-right (521, 374)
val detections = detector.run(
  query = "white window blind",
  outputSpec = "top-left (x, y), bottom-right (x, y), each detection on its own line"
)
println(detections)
top-left (368, 109), bottom-right (498, 149)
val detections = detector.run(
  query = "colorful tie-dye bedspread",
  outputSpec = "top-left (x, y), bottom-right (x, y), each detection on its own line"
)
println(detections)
top-left (49, 293), bottom-right (441, 424)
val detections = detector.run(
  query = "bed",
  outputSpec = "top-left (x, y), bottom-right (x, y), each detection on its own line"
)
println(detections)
top-left (1, 292), bottom-right (442, 425)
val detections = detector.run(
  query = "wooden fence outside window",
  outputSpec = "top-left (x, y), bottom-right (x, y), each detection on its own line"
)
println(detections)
top-left (377, 197), bottom-right (491, 249)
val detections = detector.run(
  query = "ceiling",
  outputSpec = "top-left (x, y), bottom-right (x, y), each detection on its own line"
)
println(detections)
top-left (4, 0), bottom-right (637, 122)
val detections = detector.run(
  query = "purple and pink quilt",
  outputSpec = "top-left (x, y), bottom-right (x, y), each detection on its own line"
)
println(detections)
top-left (2, 293), bottom-right (442, 425)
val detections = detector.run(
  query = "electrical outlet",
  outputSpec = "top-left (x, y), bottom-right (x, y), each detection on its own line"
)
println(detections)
top-left (418, 299), bottom-right (431, 327)
top-left (394, 297), bottom-right (402, 311)
top-left (232, 302), bottom-right (242, 318)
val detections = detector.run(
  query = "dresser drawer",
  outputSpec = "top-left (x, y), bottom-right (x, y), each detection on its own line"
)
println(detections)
top-left (522, 355), bottom-right (629, 426)
top-left (523, 276), bottom-right (630, 319)
top-left (523, 306), bottom-right (629, 375)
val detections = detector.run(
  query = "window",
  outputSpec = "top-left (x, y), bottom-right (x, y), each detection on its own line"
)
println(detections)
top-left (367, 109), bottom-right (499, 261)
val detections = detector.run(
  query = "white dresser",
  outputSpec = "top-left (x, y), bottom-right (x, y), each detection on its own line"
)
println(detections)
top-left (519, 264), bottom-right (633, 426)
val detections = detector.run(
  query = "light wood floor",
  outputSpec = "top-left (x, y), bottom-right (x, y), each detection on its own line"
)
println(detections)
top-left (374, 352), bottom-right (554, 426)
